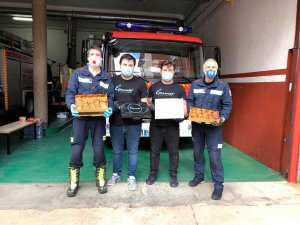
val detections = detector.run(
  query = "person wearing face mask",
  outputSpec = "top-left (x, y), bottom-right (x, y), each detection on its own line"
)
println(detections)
top-left (65, 45), bottom-right (114, 197)
top-left (107, 54), bottom-right (148, 191)
top-left (187, 58), bottom-right (232, 200)
top-left (146, 60), bottom-right (187, 188)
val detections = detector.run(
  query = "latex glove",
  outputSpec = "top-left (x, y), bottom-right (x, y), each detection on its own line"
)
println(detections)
top-left (212, 117), bottom-right (225, 126)
top-left (174, 118), bottom-right (184, 123)
top-left (114, 101), bottom-right (121, 111)
top-left (70, 104), bottom-right (79, 117)
top-left (148, 104), bottom-right (155, 111)
top-left (103, 107), bottom-right (113, 118)
top-left (132, 116), bottom-right (141, 121)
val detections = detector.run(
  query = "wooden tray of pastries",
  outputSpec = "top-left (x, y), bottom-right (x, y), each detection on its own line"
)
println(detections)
top-left (75, 94), bottom-right (108, 116)
top-left (188, 107), bottom-right (220, 124)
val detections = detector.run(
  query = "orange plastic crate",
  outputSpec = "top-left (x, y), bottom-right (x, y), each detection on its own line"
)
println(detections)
top-left (75, 94), bottom-right (108, 116)
top-left (188, 107), bottom-right (220, 124)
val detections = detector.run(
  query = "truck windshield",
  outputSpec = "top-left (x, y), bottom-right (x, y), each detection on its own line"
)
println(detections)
top-left (106, 39), bottom-right (203, 83)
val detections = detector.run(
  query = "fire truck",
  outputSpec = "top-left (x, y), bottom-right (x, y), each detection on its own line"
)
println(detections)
top-left (0, 30), bottom-right (60, 124)
top-left (82, 22), bottom-right (219, 137)
top-left (0, 30), bottom-right (35, 122)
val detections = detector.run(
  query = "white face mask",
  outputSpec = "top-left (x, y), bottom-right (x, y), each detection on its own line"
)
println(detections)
top-left (87, 56), bottom-right (102, 68)
top-left (162, 71), bottom-right (174, 82)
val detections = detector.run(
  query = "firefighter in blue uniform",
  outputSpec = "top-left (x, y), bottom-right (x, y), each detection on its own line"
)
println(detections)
top-left (187, 58), bottom-right (232, 200)
top-left (65, 45), bottom-right (114, 197)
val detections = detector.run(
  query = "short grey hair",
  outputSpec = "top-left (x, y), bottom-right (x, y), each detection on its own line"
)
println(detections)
top-left (203, 58), bottom-right (218, 69)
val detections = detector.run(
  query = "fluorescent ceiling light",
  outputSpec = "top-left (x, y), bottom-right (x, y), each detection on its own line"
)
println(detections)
top-left (13, 17), bottom-right (32, 21)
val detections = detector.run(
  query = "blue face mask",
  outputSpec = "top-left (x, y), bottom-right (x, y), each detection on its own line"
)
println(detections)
top-left (121, 67), bottom-right (133, 77)
top-left (205, 69), bottom-right (217, 79)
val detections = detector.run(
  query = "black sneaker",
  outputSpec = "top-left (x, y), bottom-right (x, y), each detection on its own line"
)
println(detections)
top-left (170, 178), bottom-right (178, 188)
top-left (211, 188), bottom-right (223, 200)
top-left (146, 175), bottom-right (157, 185)
top-left (188, 176), bottom-right (205, 187)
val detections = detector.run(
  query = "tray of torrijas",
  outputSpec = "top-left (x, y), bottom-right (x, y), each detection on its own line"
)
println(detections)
top-left (188, 107), bottom-right (220, 124)
top-left (75, 94), bottom-right (108, 116)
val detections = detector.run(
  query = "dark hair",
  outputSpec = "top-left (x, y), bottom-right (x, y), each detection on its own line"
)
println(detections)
top-left (87, 45), bottom-right (102, 56)
top-left (119, 54), bottom-right (136, 66)
top-left (160, 60), bottom-right (176, 70)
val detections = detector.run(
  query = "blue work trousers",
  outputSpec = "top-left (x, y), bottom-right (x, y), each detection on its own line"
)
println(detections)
top-left (110, 124), bottom-right (142, 177)
top-left (192, 122), bottom-right (224, 190)
top-left (69, 117), bottom-right (106, 168)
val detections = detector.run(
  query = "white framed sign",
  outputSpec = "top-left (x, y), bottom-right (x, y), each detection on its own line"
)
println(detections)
top-left (155, 98), bottom-right (184, 119)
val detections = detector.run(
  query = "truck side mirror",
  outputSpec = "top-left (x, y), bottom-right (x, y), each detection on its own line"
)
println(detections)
top-left (112, 48), bottom-right (120, 58)
top-left (214, 47), bottom-right (221, 69)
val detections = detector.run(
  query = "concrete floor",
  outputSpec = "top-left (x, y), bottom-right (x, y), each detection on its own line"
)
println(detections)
top-left (1, 181), bottom-right (300, 225)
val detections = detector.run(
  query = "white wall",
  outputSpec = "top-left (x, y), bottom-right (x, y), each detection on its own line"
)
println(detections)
top-left (191, 0), bottom-right (297, 74)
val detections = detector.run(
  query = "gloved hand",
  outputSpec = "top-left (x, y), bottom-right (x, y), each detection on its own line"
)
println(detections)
top-left (174, 118), bottom-right (184, 123)
top-left (212, 117), bottom-right (225, 126)
top-left (148, 104), bottom-right (155, 111)
top-left (113, 101), bottom-right (121, 111)
top-left (103, 107), bottom-right (113, 118)
top-left (132, 116), bottom-right (141, 121)
top-left (70, 104), bottom-right (79, 117)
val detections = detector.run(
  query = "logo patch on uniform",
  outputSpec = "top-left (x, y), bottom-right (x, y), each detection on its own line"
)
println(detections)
top-left (210, 90), bottom-right (223, 96)
top-left (217, 144), bottom-right (223, 149)
top-left (100, 81), bottom-right (109, 89)
top-left (193, 88), bottom-right (205, 94)
top-left (78, 77), bottom-right (92, 83)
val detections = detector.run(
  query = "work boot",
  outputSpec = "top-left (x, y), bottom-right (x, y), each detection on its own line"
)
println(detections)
top-left (211, 188), bottom-right (223, 200)
top-left (96, 167), bottom-right (107, 194)
top-left (170, 176), bottom-right (178, 188)
top-left (67, 167), bottom-right (80, 197)
top-left (146, 173), bottom-right (157, 185)
top-left (188, 176), bottom-right (205, 187)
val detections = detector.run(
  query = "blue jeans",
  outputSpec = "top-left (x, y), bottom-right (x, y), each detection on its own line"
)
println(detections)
top-left (110, 124), bottom-right (142, 177)
top-left (192, 123), bottom-right (224, 190)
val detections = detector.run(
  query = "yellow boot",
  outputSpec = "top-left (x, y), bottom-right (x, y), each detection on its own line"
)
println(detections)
top-left (67, 167), bottom-right (80, 197)
top-left (96, 167), bottom-right (107, 194)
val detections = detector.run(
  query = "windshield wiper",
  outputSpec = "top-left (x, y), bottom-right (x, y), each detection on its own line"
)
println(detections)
top-left (175, 73), bottom-right (192, 83)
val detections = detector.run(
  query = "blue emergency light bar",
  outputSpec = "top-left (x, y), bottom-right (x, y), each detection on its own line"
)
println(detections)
top-left (116, 22), bottom-right (192, 34)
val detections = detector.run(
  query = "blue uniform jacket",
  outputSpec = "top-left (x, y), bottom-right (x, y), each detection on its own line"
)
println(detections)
top-left (187, 77), bottom-right (232, 119)
top-left (65, 66), bottom-right (114, 110)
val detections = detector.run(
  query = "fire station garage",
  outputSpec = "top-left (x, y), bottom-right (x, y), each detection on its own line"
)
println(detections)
top-left (0, 0), bottom-right (300, 222)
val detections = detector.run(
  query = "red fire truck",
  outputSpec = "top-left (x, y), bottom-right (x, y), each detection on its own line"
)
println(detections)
top-left (0, 30), bottom-right (61, 124)
top-left (0, 30), bottom-right (35, 122)
top-left (83, 22), bottom-right (219, 137)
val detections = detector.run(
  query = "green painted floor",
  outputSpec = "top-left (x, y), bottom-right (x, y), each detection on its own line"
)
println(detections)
top-left (0, 125), bottom-right (283, 183)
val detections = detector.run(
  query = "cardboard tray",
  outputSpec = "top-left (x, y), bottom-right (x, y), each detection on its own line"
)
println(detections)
top-left (75, 94), bottom-right (108, 116)
top-left (188, 107), bottom-right (220, 124)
